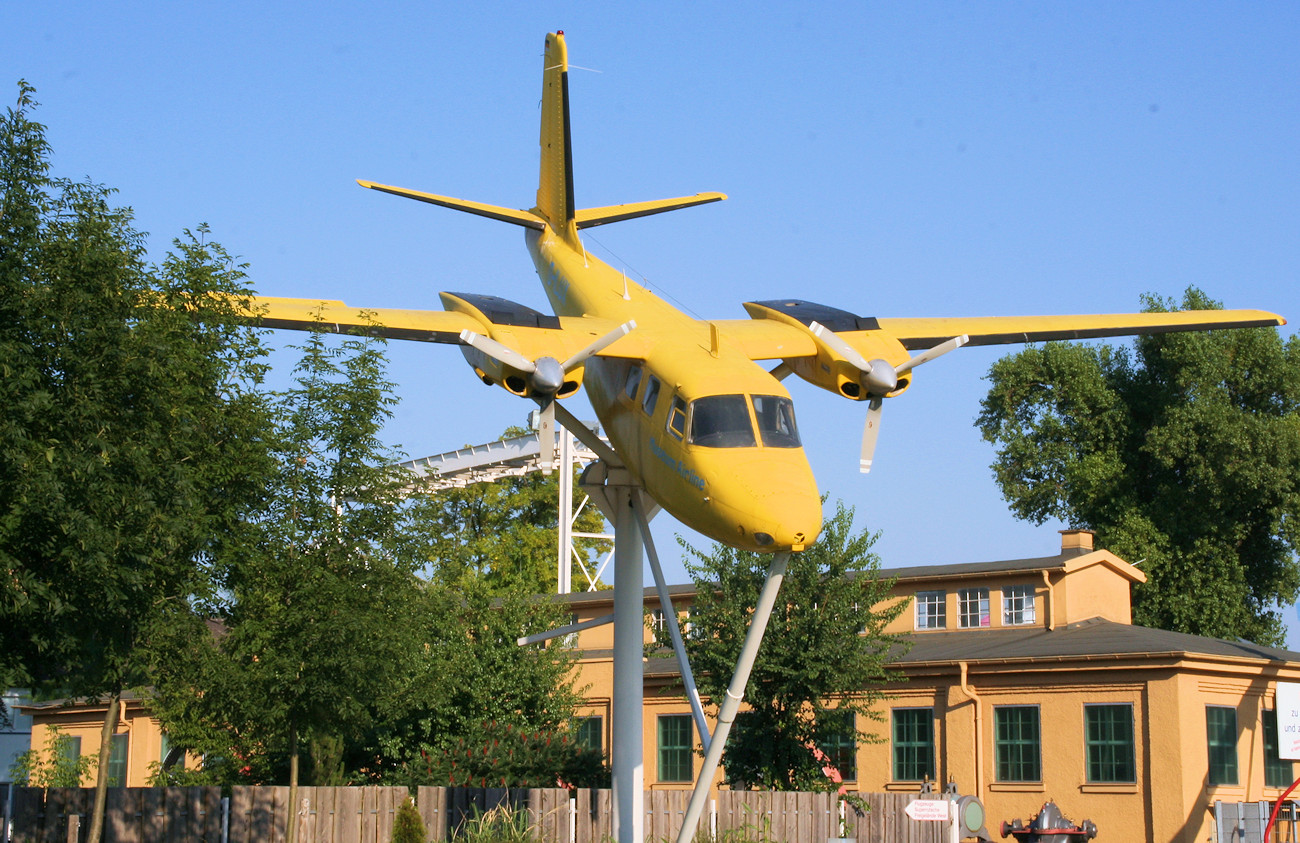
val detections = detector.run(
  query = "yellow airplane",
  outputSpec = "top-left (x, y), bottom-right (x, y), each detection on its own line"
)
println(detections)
top-left (242, 31), bottom-right (1284, 555)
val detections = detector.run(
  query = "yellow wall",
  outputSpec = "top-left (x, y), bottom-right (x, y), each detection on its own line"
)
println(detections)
top-left (24, 698), bottom-right (172, 788)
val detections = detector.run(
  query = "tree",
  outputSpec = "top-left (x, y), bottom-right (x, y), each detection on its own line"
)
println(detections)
top-left (977, 288), bottom-right (1300, 645)
top-left (365, 579), bottom-right (600, 786)
top-left (0, 82), bottom-right (275, 843)
top-left (680, 501), bottom-right (906, 790)
top-left (148, 329), bottom-right (422, 843)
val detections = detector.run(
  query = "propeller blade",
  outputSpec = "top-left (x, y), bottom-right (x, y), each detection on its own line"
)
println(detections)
top-left (458, 329), bottom-right (537, 373)
top-left (560, 320), bottom-right (637, 372)
top-left (809, 321), bottom-right (873, 372)
top-left (895, 334), bottom-right (970, 376)
top-left (860, 397), bottom-right (883, 474)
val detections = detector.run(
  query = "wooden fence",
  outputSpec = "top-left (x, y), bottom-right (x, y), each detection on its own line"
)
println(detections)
top-left (9, 785), bottom-right (950, 842)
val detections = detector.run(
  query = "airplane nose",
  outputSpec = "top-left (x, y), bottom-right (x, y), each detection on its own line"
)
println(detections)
top-left (731, 457), bottom-right (823, 551)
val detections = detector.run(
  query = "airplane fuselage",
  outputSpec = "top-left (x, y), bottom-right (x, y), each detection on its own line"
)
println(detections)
top-left (526, 228), bottom-right (823, 552)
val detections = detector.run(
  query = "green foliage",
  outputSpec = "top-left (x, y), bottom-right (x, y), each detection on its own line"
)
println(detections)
top-left (978, 288), bottom-right (1300, 645)
top-left (681, 501), bottom-right (906, 790)
top-left (411, 720), bottom-right (607, 789)
top-left (455, 804), bottom-right (533, 843)
top-left (0, 80), bottom-right (275, 698)
top-left (390, 797), bottom-right (426, 843)
top-left (368, 581), bottom-right (594, 785)
top-left (8, 726), bottom-right (96, 787)
top-left (147, 329), bottom-right (422, 785)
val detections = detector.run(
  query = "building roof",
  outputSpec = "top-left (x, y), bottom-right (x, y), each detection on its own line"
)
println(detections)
top-left (603, 618), bottom-right (1300, 683)
top-left (898, 617), bottom-right (1300, 667)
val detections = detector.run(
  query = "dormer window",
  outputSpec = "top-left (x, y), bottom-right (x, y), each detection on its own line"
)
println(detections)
top-left (1002, 585), bottom-right (1036, 626)
top-left (915, 590), bottom-right (946, 630)
top-left (958, 588), bottom-right (990, 628)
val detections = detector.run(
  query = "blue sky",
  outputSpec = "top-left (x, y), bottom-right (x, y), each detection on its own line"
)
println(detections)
top-left (8, 3), bottom-right (1300, 641)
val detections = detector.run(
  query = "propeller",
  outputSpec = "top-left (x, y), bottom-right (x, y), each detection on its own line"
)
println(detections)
top-left (809, 322), bottom-right (968, 473)
top-left (458, 320), bottom-right (635, 457)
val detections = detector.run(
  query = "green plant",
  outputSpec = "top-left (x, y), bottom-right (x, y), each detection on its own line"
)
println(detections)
top-left (410, 720), bottom-right (607, 789)
top-left (8, 727), bottom-right (97, 787)
top-left (455, 803), bottom-right (533, 843)
top-left (390, 796), bottom-right (426, 843)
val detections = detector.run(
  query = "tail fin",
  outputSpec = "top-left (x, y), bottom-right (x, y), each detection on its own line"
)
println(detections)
top-left (536, 31), bottom-right (579, 245)
top-left (358, 31), bottom-right (726, 237)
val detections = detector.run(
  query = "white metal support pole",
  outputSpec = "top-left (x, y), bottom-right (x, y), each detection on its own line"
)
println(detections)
top-left (557, 425), bottom-right (573, 594)
top-left (612, 489), bottom-right (644, 843)
top-left (674, 550), bottom-right (792, 843)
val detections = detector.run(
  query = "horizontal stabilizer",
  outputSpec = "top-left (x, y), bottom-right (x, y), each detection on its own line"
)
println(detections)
top-left (575, 193), bottom-right (728, 229)
top-left (357, 180), bottom-right (546, 230)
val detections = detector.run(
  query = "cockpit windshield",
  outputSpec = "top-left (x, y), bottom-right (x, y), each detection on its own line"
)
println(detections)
top-left (752, 395), bottom-right (801, 448)
top-left (689, 395), bottom-right (757, 448)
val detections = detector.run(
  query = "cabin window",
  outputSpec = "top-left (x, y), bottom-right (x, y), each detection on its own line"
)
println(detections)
top-left (752, 395), bottom-right (801, 448)
top-left (689, 395), bottom-right (757, 448)
top-left (623, 365), bottom-right (642, 401)
top-left (642, 375), bottom-right (661, 416)
top-left (667, 396), bottom-right (688, 440)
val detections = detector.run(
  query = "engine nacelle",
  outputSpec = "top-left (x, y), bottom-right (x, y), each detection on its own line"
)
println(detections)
top-left (785, 330), bottom-right (912, 400)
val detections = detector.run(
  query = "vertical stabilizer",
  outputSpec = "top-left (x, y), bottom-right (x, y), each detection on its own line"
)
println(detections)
top-left (537, 31), bottom-right (580, 246)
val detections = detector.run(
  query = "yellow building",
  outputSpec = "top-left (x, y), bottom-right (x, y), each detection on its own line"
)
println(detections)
top-left (19, 530), bottom-right (1300, 841)
top-left (563, 530), bottom-right (1300, 843)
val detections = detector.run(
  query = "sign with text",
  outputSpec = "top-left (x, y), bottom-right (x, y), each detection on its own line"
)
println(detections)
top-left (1277, 683), bottom-right (1300, 760)
top-left (905, 799), bottom-right (952, 822)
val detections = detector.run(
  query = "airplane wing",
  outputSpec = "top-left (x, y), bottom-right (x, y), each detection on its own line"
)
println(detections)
top-left (233, 294), bottom-right (650, 361)
top-left (873, 309), bottom-right (1287, 350)
top-left (715, 303), bottom-right (1285, 359)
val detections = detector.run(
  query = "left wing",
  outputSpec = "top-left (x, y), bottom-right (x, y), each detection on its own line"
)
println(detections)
top-left (232, 294), bottom-right (650, 361)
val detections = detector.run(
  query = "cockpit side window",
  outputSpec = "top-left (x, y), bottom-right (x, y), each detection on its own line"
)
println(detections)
top-left (642, 375), bottom-right (661, 416)
top-left (624, 365), bottom-right (642, 401)
top-left (752, 395), bottom-right (801, 448)
top-left (667, 396), bottom-right (688, 440)
top-left (689, 395), bottom-right (757, 448)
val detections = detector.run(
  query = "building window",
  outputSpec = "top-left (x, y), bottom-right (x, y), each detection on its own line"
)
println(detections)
top-left (1206, 706), bottom-right (1238, 786)
top-left (1264, 710), bottom-right (1293, 788)
top-left (892, 708), bottom-right (935, 782)
top-left (1002, 585), bottom-right (1036, 626)
top-left (819, 711), bottom-right (856, 782)
top-left (576, 716), bottom-right (603, 753)
top-left (658, 715), bottom-right (693, 783)
top-left (994, 706), bottom-right (1041, 782)
top-left (107, 733), bottom-right (129, 788)
top-left (915, 591), bottom-right (946, 630)
top-left (958, 588), bottom-right (990, 628)
top-left (1085, 704), bottom-right (1135, 783)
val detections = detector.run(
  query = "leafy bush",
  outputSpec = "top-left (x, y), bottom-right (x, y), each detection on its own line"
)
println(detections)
top-left (390, 796), bottom-right (426, 843)
top-left (408, 720), bottom-right (608, 789)
top-left (8, 727), bottom-right (96, 787)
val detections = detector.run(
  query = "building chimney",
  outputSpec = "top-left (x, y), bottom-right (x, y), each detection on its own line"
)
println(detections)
top-left (1059, 529), bottom-right (1095, 555)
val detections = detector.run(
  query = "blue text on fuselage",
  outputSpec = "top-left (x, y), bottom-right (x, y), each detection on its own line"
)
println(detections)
top-left (650, 436), bottom-right (705, 491)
